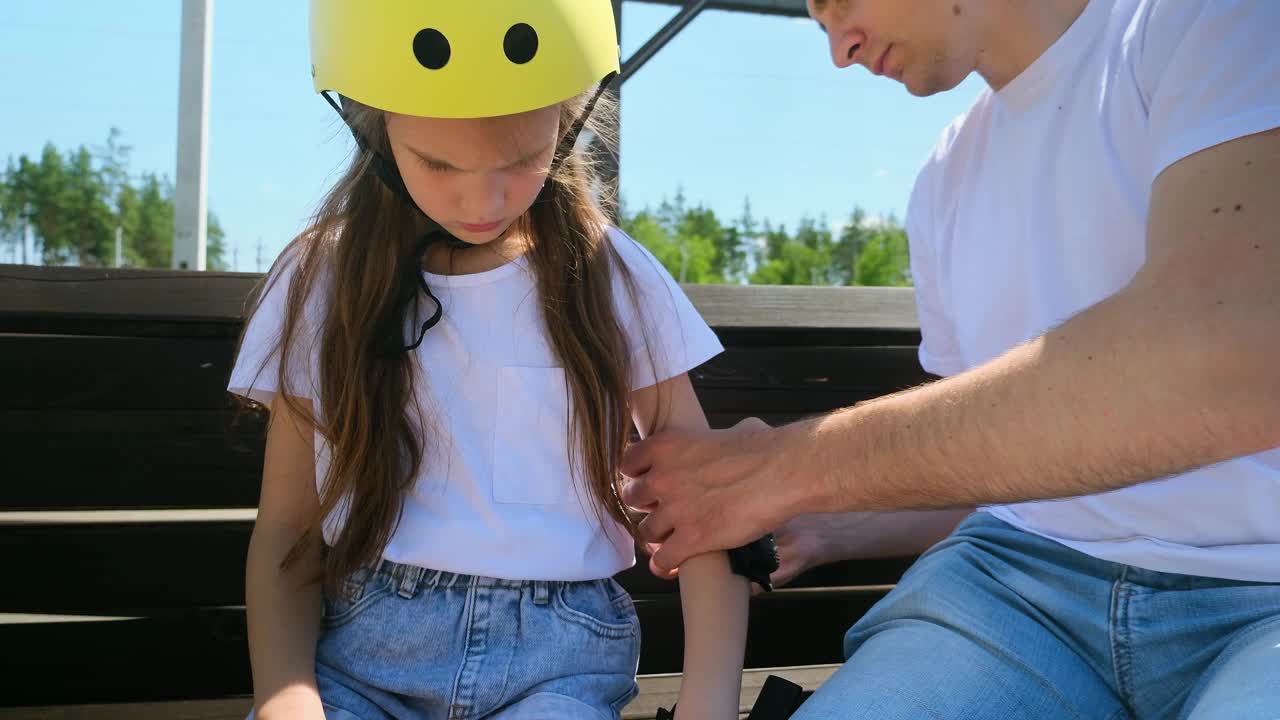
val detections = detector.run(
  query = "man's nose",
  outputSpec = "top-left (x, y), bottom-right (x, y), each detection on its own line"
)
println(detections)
top-left (829, 28), bottom-right (866, 69)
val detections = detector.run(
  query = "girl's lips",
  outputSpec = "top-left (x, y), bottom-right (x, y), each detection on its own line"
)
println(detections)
top-left (461, 220), bottom-right (502, 233)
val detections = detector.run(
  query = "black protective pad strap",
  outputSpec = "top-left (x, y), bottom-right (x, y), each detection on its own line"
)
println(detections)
top-left (657, 674), bottom-right (806, 720)
top-left (727, 533), bottom-right (780, 591)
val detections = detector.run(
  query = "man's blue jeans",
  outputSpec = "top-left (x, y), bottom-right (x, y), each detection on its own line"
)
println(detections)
top-left (794, 512), bottom-right (1280, 719)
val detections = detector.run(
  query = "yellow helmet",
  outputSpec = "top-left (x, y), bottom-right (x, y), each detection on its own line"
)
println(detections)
top-left (311, 0), bottom-right (620, 119)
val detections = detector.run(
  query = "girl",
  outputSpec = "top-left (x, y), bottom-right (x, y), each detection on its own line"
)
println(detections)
top-left (228, 2), bottom-right (749, 719)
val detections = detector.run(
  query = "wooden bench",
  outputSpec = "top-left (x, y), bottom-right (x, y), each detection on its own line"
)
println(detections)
top-left (0, 265), bottom-right (930, 717)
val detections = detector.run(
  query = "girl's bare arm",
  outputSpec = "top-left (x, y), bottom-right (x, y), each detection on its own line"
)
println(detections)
top-left (631, 375), bottom-right (749, 720)
top-left (245, 394), bottom-right (327, 719)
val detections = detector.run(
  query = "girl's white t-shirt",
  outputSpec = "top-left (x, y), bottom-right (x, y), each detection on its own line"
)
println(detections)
top-left (228, 227), bottom-right (723, 581)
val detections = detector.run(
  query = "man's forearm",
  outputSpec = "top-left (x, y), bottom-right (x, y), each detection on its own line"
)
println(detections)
top-left (783, 273), bottom-right (1280, 515)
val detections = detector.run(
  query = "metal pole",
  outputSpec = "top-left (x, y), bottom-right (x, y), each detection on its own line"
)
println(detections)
top-left (599, 0), bottom-right (624, 222)
top-left (115, 226), bottom-right (124, 267)
top-left (619, 0), bottom-right (709, 84)
top-left (173, 0), bottom-right (213, 270)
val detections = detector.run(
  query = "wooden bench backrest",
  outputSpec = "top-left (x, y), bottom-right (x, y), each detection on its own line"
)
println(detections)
top-left (0, 265), bottom-right (927, 706)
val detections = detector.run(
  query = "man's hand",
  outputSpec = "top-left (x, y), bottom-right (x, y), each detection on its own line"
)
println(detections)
top-left (765, 512), bottom-right (873, 590)
top-left (759, 508), bottom-right (974, 593)
top-left (622, 417), bottom-right (801, 575)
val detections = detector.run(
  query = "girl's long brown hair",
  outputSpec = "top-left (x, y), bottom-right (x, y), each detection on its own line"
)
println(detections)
top-left (235, 88), bottom-right (657, 592)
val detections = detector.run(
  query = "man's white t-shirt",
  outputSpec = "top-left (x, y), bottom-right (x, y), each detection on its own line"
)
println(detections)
top-left (906, 0), bottom-right (1280, 581)
top-left (228, 227), bottom-right (723, 581)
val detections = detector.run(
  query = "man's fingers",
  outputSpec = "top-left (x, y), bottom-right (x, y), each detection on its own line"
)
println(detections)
top-left (770, 557), bottom-right (804, 589)
top-left (636, 509), bottom-right (674, 545)
top-left (648, 555), bottom-right (679, 580)
top-left (641, 542), bottom-right (678, 579)
top-left (620, 475), bottom-right (655, 509)
top-left (650, 529), bottom-right (697, 575)
top-left (620, 434), bottom-right (659, 478)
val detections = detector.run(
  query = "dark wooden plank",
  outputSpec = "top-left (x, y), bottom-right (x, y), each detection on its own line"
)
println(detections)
top-left (695, 346), bottom-right (927, 389)
top-left (0, 265), bottom-right (260, 330)
top-left (0, 408), bottom-right (260, 434)
top-left (684, 284), bottom-right (918, 331)
top-left (617, 557), bottom-right (913, 595)
top-left (0, 315), bottom-right (242, 340)
top-left (0, 588), bottom-right (878, 706)
top-left (695, 388), bottom-right (893, 414)
top-left (0, 521), bottom-right (253, 613)
top-left (693, 346), bottom-right (929, 393)
top-left (0, 698), bottom-right (252, 720)
top-left (0, 518), bottom-right (906, 615)
top-left (0, 431), bottom-right (263, 510)
top-left (788, 557), bottom-right (915, 589)
top-left (1, 335), bottom-right (924, 412)
top-left (0, 265), bottom-right (919, 333)
top-left (1, 340), bottom-right (927, 511)
top-left (0, 665), bottom-right (839, 720)
top-left (716, 326), bottom-right (922, 348)
top-left (0, 612), bottom-right (253, 707)
top-left (633, 588), bottom-right (888, 673)
top-left (1, 409), bottom-right (265, 511)
top-left (623, 664), bottom-right (838, 720)
top-left (0, 335), bottom-right (241, 410)
top-left (0, 521), bottom-right (678, 613)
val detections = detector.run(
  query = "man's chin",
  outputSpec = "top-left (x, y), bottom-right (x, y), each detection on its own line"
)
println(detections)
top-left (909, 69), bottom-right (973, 97)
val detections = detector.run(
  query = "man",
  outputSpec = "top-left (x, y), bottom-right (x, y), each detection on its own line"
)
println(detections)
top-left (621, 0), bottom-right (1279, 717)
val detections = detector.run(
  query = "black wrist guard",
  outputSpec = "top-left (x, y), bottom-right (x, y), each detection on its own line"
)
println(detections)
top-left (727, 533), bottom-right (780, 591)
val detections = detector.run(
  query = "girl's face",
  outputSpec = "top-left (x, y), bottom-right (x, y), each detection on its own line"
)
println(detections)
top-left (385, 104), bottom-right (561, 244)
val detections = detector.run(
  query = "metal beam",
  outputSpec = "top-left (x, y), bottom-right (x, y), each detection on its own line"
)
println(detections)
top-left (600, 0), bottom-right (624, 221)
top-left (634, 0), bottom-right (809, 19)
top-left (173, 0), bottom-right (213, 271)
top-left (620, 0), bottom-right (710, 85)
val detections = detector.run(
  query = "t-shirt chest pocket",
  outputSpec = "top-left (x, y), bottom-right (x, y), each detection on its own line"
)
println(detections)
top-left (491, 364), bottom-right (584, 505)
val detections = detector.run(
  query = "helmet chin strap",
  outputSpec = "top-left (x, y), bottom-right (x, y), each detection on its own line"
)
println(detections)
top-left (321, 71), bottom-right (618, 353)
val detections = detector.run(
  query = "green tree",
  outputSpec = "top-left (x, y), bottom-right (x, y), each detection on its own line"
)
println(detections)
top-left (622, 208), bottom-right (720, 283)
top-left (208, 213), bottom-right (228, 271)
top-left (63, 145), bottom-right (117, 265)
top-left (854, 222), bottom-right (911, 286)
top-left (749, 216), bottom-right (835, 286)
top-left (611, 189), bottom-right (915, 288)
top-left (759, 220), bottom-right (790, 263)
top-left (26, 144), bottom-right (72, 265)
top-left (1, 129), bottom-right (229, 269)
top-left (129, 174), bottom-right (174, 268)
top-left (732, 197), bottom-right (759, 283)
top-left (0, 161), bottom-right (20, 261)
top-left (832, 207), bottom-right (870, 285)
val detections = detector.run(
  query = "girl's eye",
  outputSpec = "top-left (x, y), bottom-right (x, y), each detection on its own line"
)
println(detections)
top-left (418, 157), bottom-right (452, 173)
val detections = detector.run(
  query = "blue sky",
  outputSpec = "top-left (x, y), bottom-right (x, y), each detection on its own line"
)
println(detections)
top-left (0, 1), bottom-right (984, 271)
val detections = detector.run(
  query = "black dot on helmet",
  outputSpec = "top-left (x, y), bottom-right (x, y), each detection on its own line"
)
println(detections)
top-left (504, 23), bottom-right (539, 65)
top-left (413, 28), bottom-right (451, 70)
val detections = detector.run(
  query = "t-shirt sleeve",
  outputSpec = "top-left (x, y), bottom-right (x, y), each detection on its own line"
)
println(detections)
top-left (1137, 0), bottom-right (1280, 182)
top-left (227, 247), bottom-right (323, 405)
top-left (606, 226), bottom-right (724, 391)
top-left (905, 159), bottom-right (965, 377)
